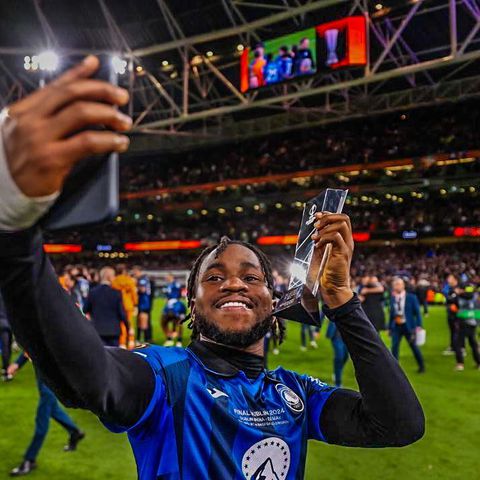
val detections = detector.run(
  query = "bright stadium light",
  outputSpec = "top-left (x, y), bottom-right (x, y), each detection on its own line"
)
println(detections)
top-left (38, 51), bottom-right (59, 71)
top-left (30, 55), bottom-right (39, 71)
top-left (111, 55), bottom-right (127, 75)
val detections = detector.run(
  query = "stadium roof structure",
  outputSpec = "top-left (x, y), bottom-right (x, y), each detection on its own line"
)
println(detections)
top-left (1, 0), bottom-right (480, 153)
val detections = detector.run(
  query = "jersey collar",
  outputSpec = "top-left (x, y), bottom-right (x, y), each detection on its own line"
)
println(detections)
top-left (187, 341), bottom-right (240, 377)
top-left (187, 340), bottom-right (266, 379)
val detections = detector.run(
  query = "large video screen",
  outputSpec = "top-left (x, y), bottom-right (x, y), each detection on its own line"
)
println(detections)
top-left (239, 17), bottom-right (367, 93)
top-left (240, 28), bottom-right (317, 93)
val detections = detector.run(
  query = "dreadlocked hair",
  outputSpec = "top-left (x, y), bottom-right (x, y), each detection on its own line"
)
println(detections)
top-left (184, 236), bottom-right (286, 345)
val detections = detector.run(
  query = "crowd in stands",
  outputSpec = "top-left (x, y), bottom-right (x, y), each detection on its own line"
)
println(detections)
top-left (45, 191), bottom-right (480, 246)
top-left (121, 101), bottom-right (480, 192)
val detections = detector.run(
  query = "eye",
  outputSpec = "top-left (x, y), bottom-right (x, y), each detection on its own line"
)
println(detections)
top-left (244, 275), bottom-right (261, 283)
top-left (206, 274), bottom-right (223, 282)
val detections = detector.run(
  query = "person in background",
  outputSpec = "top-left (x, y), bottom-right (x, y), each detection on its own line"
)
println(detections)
top-left (389, 277), bottom-right (425, 373)
top-left (112, 264), bottom-right (138, 348)
top-left (132, 265), bottom-right (153, 343)
top-left (415, 275), bottom-right (430, 316)
top-left (264, 53), bottom-right (280, 85)
top-left (89, 268), bottom-right (100, 289)
top-left (326, 320), bottom-right (349, 387)
top-left (84, 267), bottom-right (131, 347)
top-left (61, 271), bottom-right (76, 296)
top-left (295, 37), bottom-right (315, 75)
top-left (443, 274), bottom-right (462, 356)
top-left (265, 270), bottom-right (287, 358)
top-left (164, 273), bottom-right (182, 301)
top-left (161, 299), bottom-right (187, 347)
top-left (68, 265), bottom-right (90, 310)
top-left (276, 46), bottom-right (293, 80)
top-left (8, 351), bottom-right (85, 477)
top-left (359, 275), bottom-right (386, 331)
top-left (300, 324), bottom-right (318, 352)
top-left (0, 291), bottom-right (13, 381)
top-left (249, 43), bottom-right (266, 88)
top-left (452, 284), bottom-right (480, 371)
top-left (160, 274), bottom-right (183, 342)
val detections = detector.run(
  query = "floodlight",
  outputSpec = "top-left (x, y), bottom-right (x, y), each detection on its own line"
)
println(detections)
top-left (38, 51), bottom-right (59, 71)
top-left (111, 55), bottom-right (127, 75)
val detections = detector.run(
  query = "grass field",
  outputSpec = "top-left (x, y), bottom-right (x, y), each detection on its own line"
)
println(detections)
top-left (1, 303), bottom-right (479, 479)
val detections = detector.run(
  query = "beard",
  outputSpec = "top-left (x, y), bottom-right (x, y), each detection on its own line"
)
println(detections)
top-left (193, 311), bottom-right (273, 348)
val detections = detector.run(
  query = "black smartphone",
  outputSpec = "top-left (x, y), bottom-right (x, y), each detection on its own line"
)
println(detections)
top-left (41, 54), bottom-right (122, 232)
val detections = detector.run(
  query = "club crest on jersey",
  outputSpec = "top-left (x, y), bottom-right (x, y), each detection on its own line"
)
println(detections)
top-left (207, 386), bottom-right (229, 399)
top-left (242, 437), bottom-right (290, 480)
top-left (275, 384), bottom-right (304, 413)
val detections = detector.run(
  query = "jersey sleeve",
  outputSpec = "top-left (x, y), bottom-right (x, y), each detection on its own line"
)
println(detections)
top-left (102, 346), bottom-right (168, 434)
top-left (301, 374), bottom-right (338, 442)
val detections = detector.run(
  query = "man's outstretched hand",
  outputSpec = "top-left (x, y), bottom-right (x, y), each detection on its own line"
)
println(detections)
top-left (311, 212), bottom-right (354, 308)
top-left (2, 55), bottom-right (131, 198)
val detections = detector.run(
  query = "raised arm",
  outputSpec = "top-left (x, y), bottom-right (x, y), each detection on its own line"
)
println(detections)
top-left (320, 296), bottom-right (424, 446)
top-left (0, 223), bottom-right (154, 428)
top-left (0, 57), bottom-right (154, 427)
top-left (311, 212), bottom-right (424, 447)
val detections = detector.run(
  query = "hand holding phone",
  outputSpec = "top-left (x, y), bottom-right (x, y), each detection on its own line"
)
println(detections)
top-left (1, 55), bottom-right (131, 229)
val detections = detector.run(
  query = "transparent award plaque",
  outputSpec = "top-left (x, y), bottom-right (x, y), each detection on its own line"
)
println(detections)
top-left (273, 188), bottom-right (348, 325)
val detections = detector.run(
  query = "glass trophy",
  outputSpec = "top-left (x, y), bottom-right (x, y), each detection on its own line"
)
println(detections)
top-left (273, 188), bottom-right (348, 325)
top-left (325, 28), bottom-right (340, 66)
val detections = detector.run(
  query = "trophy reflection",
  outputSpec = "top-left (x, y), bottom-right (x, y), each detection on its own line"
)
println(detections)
top-left (274, 188), bottom-right (348, 326)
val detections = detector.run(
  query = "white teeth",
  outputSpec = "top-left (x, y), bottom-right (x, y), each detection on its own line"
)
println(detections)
top-left (220, 301), bottom-right (249, 309)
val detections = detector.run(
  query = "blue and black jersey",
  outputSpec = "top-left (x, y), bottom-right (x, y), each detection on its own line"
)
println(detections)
top-left (165, 281), bottom-right (182, 301)
top-left (138, 275), bottom-right (152, 313)
top-left (163, 299), bottom-right (187, 319)
top-left (264, 61), bottom-right (280, 85)
top-left (106, 343), bottom-right (336, 480)
top-left (276, 55), bottom-right (293, 80)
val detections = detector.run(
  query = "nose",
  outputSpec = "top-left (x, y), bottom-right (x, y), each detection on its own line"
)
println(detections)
top-left (220, 276), bottom-right (248, 292)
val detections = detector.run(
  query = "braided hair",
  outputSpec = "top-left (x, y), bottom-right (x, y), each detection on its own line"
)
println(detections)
top-left (185, 236), bottom-right (286, 344)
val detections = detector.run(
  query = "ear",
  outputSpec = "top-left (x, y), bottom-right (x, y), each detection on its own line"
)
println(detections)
top-left (271, 295), bottom-right (278, 312)
top-left (189, 299), bottom-right (196, 316)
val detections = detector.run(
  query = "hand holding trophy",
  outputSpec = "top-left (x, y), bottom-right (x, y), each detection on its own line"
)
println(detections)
top-left (274, 188), bottom-right (352, 324)
top-left (312, 210), bottom-right (355, 309)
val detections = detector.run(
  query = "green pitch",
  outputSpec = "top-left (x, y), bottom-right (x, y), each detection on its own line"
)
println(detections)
top-left (1, 304), bottom-right (479, 479)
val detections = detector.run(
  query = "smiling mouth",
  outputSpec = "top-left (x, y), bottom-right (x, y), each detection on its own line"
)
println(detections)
top-left (216, 300), bottom-right (254, 310)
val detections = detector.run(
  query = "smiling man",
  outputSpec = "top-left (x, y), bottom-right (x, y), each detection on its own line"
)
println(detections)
top-left (0, 57), bottom-right (424, 480)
